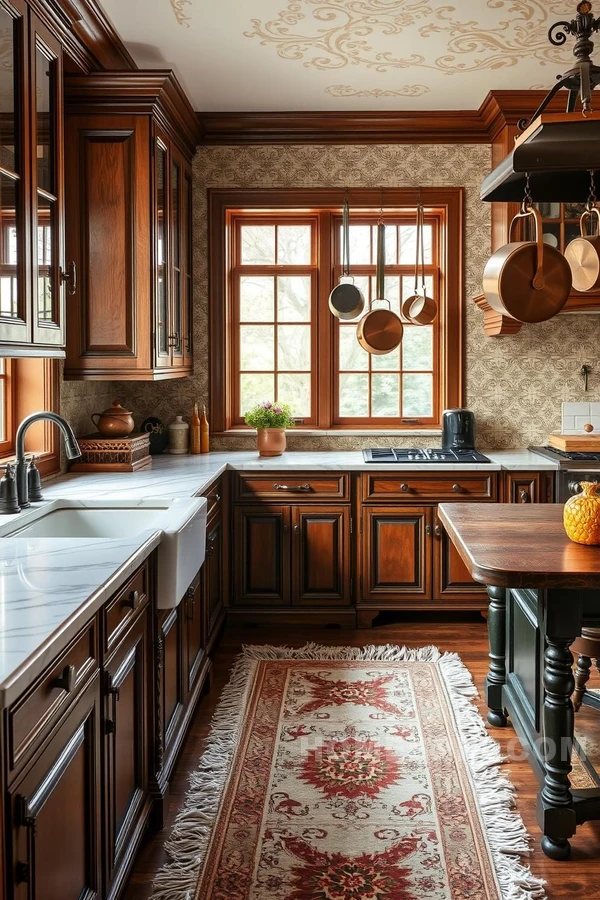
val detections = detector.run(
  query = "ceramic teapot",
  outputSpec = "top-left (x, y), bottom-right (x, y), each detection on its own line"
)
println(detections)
top-left (91, 400), bottom-right (135, 437)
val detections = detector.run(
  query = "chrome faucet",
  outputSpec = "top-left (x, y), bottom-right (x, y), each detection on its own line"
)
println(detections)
top-left (15, 412), bottom-right (81, 508)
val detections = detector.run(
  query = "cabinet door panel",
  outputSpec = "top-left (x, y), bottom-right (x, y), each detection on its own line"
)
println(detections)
top-left (104, 608), bottom-right (150, 888)
top-left (233, 505), bottom-right (290, 605)
top-left (158, 606), bottom-right (184, 768)
top-left (10, 675), bottom-right (101, 900)
top-left (433, 515), bottom-right (487, 602)
top-left (65, 115), bottom-right (151, 374)
top-left (0, 0), bottom-right (29, 345)
top-left (153, 130), bottom-right (170, 368)
top-left (30, 14), bottom-right (64, 348)
top-left (185, 575), bottom-right (204, 693)
top-left (204, 512), bottom-right (225, 649)
top-left (293, 506), bottom-right (351, 606)
top-left (362, 506), bottom-right (431, 602)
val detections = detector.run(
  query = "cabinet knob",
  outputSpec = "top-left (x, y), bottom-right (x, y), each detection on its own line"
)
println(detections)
top-left (434, 523), bottom-right (442, 537)
top-left (400, 483), bottom-right (409, 492)
top-left (519, 489), bottom-right (530, 503)
top-left (214, 493), bottom-right (221, 503)
top-left (425, 524), bottom-right (432, 536)
top-left (122, 589), bottom-right (140, 610)
top-left (53, 664), bottom-right (76, 693)
top-left (60, 261), bottom-right (77, 296)
top-left (293, 523), bottom-right (300, 535)
top-left (452, 483), bottom-right (462, 493)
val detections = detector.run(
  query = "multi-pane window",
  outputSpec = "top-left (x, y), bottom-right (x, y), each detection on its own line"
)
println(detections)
top-left (216, 189), bottom-right (462, 432)
top-left (233, 218), bottom-right (316, 424)
top-left (334, 219), bottom-right (438, 423)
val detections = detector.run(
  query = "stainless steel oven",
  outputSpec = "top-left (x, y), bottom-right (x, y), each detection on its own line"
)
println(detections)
top-left (529, 446), bottom-right (600, 502)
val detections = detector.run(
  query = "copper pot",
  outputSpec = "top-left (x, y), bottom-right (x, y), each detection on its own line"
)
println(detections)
top-left (565, 206), bottom-right (600, 292)
top-left (91, 400), bottom-right (135, 437)
top-left (482, 206), bottom-right (572, 323)
top-left (356, 222), bottom-right (403, 355)
top-left (401, 293), bottom-right (438, 325)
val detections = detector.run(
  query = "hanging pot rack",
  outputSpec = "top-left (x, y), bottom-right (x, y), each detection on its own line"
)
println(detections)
top-left (481, 2), bottom-right (600, 202)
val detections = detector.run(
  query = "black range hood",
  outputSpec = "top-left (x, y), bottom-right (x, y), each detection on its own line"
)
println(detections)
top-left (480, 113), bottom-right (600, 202)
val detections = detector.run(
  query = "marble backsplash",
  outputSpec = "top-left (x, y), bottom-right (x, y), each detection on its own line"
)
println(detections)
top-left (60, 142), bottom-right (600, 451)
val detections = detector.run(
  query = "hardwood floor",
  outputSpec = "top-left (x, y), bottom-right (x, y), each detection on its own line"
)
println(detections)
top-left (123, 612), bottom-right (600, 899)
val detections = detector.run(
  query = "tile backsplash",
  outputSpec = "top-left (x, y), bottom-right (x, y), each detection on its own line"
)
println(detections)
top-left (561, 402), bottom-right (600, 434)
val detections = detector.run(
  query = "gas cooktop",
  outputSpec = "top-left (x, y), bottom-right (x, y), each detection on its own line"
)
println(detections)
top-left (362, 448), bottom-right (492, 464)
top-left (530, 446), bottom-right (600, 466)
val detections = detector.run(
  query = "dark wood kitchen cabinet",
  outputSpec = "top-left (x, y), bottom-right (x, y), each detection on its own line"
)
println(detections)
top-left (63, 71), bottom-right (198, 380)
top-left (502, 471), bottom-right (554, 504)
top-left (0, 2), bottom-right (69, 356)
top-left (103, 602), bottom-right (151, 900)
top-left (432, 511), bottom-right (488, 603)
top-left (8, 675), bottom-right (102, 900)
top-left (361, 506), bottom-right (432, 603)
top-left (231, 473), bottom-right (354, 623)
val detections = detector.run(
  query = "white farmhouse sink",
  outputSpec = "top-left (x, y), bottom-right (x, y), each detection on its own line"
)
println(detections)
top-left (0, 498), bottom-right (207, 609)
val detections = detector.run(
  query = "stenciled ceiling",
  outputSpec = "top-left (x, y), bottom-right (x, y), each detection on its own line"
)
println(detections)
top-left (98, 1), bottom-right (583, 111)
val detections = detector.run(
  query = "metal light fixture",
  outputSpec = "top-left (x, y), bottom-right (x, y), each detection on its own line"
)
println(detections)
top-left (481, 2), bottom-right (600, 202)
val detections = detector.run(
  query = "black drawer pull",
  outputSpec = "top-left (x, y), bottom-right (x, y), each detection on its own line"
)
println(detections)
top-left (122, 589), bottom-right (140, 610)
top-left (273, 483), bottom-right (311, 492)
top-left (53, 664), bottom-right (76, 693)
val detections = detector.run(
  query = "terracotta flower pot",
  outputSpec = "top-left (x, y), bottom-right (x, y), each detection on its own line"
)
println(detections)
top-left (256, 427), bottom-right (286, 457)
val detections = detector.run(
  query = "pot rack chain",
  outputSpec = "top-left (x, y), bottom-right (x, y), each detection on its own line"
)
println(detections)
top-left (519, 1), bottom-right (600, 130)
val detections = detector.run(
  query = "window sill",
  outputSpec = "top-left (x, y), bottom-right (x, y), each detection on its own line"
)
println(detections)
top-left (216, 429), bottom-right (443, 437)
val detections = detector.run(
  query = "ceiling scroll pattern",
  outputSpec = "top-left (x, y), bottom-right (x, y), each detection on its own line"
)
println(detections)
top-left (325, 84), bottom-right (430, 97)
top-left (244, 0), bottom-right (574, 76)
top-left (170, 0), bottom-right (191, 27)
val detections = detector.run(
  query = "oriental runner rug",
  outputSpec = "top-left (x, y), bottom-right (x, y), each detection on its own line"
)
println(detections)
top-left (152, 644), bottom-right (546, 900)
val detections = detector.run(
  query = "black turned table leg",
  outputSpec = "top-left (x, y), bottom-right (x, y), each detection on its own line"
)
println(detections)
top-left (486, 585), bottom-right (508, 727)
top-left (537, 590), bottom-right (582, 861)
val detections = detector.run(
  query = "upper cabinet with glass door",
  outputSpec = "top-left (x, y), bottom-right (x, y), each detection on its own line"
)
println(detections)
top-left (0, 2), bottom-right (67, 356)
top-left (64, 72), bottom-right (198, 380)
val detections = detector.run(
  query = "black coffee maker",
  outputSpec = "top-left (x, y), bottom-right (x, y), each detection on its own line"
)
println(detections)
top-left (442, 409), bottom-right (476, 450)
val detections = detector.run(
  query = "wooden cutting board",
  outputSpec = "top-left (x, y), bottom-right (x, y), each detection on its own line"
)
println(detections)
top-left (549, 433), bottom-right (600, 451)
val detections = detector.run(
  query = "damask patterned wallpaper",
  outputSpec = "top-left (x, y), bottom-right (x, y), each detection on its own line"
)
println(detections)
top-left (61, 143), bottom-right (600, 450)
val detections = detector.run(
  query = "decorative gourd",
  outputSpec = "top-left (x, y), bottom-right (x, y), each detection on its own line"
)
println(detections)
top-left (564, 481), bottom-right (600, 545)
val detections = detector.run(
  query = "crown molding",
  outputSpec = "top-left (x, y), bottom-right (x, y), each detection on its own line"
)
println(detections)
top-left (30, 0), bottom-right (136, 73)
top-left (197, 90), bottom-right (575, 146)
top-left (65, 70), bottom-right (201, 157)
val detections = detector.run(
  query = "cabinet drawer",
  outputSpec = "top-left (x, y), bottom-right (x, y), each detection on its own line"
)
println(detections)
top-left (103, 563), bottom-right (149, 653)
top-left (8, 620), bottom-right (98, 776)
top-left (361, 472), bottom-right (497, 502)
top-left (201, 478), bottom-right (222, 519)
top-left (235, 473), bottom-right (349, 502)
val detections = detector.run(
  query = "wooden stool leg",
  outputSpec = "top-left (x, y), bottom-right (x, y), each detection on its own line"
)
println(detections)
top-left (573, 654), bottom-right (592, 712)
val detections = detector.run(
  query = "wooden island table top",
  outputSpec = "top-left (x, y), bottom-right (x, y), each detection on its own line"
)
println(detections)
top-left (438, 502), bottom-right (600, 590)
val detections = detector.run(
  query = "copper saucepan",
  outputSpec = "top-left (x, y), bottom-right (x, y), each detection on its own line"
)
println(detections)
top-left (401, 201), bottom-right (438, 326)
top-left (565, 205), bottom-right (600, 293)
top-left (329, 197), bottom-right (365, 320)
top-left (356, 222), bottom-right (403, 355)
top-left (482, 205), bottom-right (572, 323)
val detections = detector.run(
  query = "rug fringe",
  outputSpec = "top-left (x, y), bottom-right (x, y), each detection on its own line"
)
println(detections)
top-left (151, 642), bottom-right (546, 900)
top-left (438, 653), bottom-right (547, 900)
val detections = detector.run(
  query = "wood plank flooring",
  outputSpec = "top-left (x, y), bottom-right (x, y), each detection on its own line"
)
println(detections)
top-left (123, 612), bottom-right (600, 899)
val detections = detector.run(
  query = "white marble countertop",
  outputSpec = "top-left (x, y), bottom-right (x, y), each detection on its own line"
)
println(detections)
top-left (0, 447), bottom-right (557, 707)
top-left (0, 530), bottom-right (161, 706)
top-left (42, 449), bottom-right (558, 502)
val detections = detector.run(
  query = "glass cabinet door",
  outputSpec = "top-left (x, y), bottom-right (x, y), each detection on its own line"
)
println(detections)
top-left (183, 166), bottom-right (193, 366)
top-left (30, 14), bottom-right (64, 347)
top-left (154, 135), bottom-right (170, 366)
top-left (170, 154), bottom-right (183, 363)
top-left (0, 0), bottom-right (28, 345)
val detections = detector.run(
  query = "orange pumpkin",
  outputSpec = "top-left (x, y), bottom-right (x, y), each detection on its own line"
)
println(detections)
top-left (564, 481), bottom-right (600, 545)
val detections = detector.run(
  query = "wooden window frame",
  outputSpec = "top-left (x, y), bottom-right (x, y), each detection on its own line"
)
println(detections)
top-left (209, 188), bottom-right (464, 434)
top-left (0, 357), bottom-right (60, 475)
